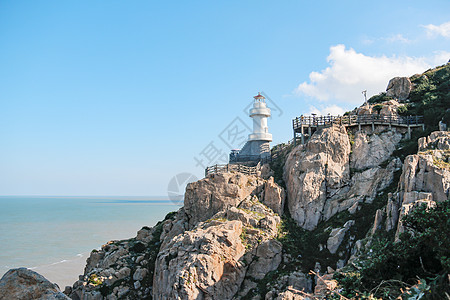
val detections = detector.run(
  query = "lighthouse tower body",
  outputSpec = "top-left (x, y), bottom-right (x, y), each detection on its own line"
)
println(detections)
top-left (249, 94), bottom-right (272, 142)
top-left (229, 93), bottom-right (272, 164)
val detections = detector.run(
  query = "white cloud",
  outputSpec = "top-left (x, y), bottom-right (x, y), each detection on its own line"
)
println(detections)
top-left (384, 34), bottom-right (410, 43)
top-left (294, 44), bottom-right (449, 105)
top-left (423, 21), bottom-right (450, 38)
top-left (308, 104), bottom-right (346, 116)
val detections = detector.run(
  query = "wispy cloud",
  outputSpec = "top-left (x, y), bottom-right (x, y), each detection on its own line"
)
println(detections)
top-left (294, 45), bottom-right (449, 105)
top-left (361, 33), bottom-right (411, 45)
top-left (384, 34), bottom-right (411, 43)
top-left (423, 21), bottom-right (450, 38)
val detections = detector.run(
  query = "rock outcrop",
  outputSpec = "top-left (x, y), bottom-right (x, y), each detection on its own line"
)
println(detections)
top-left (0, 268), bottom-right (69, 300)
top-left (68, 212), bottom-right (181, 300)
top-left (386, 77), bottom-right (412, 101)
top-left (66, 172), bottom-right (285, 300)
top-left (184, 172), bottom-right (266, 229)
top-left (154, 193), bottom-right (282, 299)
top-left (351, 130), bottom-right (402, 170)
top-left (284, 125), bottom-right (351, 230)
top-left (153, 220), bottom-right (246, 300)
top-left (284, 125), bottom-right (403, 230)
top-left (385, 131), bottom-right (450, 241)
top-left (327, 220), bottom-right (354, 254)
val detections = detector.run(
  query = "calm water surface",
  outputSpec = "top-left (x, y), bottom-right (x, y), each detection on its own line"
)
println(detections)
top-left (0, 196), bottom-right (179, 286)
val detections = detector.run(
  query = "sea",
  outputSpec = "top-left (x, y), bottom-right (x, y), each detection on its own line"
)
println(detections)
top-left (0, 196), bottom-right (180, 289)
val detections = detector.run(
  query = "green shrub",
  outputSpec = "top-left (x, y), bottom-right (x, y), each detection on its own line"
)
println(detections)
top-left (335, 199), bottom-right (450, 299)
top-left (406, 63), bottom-right (450, 130)
top-left (372, 104), bottom-right (384, 113)
top-left (368, 92), bottom-right (393, 104)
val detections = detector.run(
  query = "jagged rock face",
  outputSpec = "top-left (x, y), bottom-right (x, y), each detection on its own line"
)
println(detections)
top-left (356, 100), bottom-right (402, 116)
top-left (66, 172), bottom-right (285, 300)
top-left (184, 173), bottom-right (265, 229)
top-left (0, 268), bottom-right (69, 300)
top-left (351, 130), bottom-right (402, 170)
top-left (379, 100), bottom-right (401, 116)
top-left (269, 271), bottom-right (312, 299)
top-left (399, 132), bottom-right (450, 203)
top-left (356, 104), bottom-right (372, 115)
top-left (365, 131), bottom-right (450, 243)
top-left (69, 216), bottom-right (176, 300)
top-left (263, 176), bottom-right (286, 215)
top-left (384, 131), bottom-right (450, 241)
top-left (327, 220), bottom-right (354, 254)
top-left (153, 220), bottom-right (246, 300)
top-left (285, 126), bottom-right (404, 231)
top-left (386, 77), bottom-right (412, 101)
top-left (418, 130), bottom-right (450, 151)
top-left (284, 126), bottom-right (351, 230)
top-left (153, 198), bottom-right (282, 300)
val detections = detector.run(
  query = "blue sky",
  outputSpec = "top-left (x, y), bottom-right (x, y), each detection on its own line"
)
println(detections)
top-left (1, 1), bottom-right (449, 196)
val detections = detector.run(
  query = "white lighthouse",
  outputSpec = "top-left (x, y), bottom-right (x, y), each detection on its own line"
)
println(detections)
top-left (249, 93), bottom-right (272, 142)
top-left (229, 92), bottom-right (272, 163)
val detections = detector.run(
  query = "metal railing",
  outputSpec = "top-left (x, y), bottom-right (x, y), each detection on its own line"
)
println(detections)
top-left (293, 114), bottom-right (424, 130)
top-left (205, 163), bottom-right (260, 177)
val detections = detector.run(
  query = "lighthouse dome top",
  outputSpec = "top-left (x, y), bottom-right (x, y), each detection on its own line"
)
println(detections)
top-left (253, 92), bottom-right (265, 100)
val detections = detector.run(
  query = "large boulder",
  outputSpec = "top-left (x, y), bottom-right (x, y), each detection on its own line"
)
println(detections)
top-left (0, 268), bottom-right (69, 300)
top-left (263, 176), bottom-right (285, 215)
top-left (399, 151), bottom-right (450, 202)
top-left (284, 125), bottom-right (351, 230)
top-left (153, 220), bottom-right (247, 300)
top-left (351, 130), bottom-right (402, 170)
top-left (327, 220), bottom-right (355, 254)
top-left (153, 201), bottom-right (282, 300)
top-left (386, 77), bottom-right (412, 101)
top-left (184, 173), bottom-right (265, 229)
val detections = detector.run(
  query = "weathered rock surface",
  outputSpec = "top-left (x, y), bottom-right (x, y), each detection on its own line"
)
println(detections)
top-left (418, 130), bottom-right (450, 151)
top-left (399, 147), bottom-right (450, 202)
top-left (351, 130), bottom-right (402, 170)
top-left (379, 100), bottom-right (402, 116)
top-left (263, 176), bottom-right (285, 215)
top-left (153, 195), bottom-right (282, 300)
top-left (356, 99), bottom-right (402, 117)
top-left (153, 220), bottom-right (246, 300)
top-left (63, 172), bottom-right (286, 300)
top-left (263, 270), bottom-right (313, 299)
top-left (284, 125), bottom-right (351, 230)
top-left (0, 268), bottom-right (69, 300)
top-left (284, 125), bottom-right (403, 230)
top-left (327, 220), bottom-right (354, 254)
top-left (184, 173), bottom-right (265, 229)
top-left (69, 215), bottom-right (176, 300)
top-left (386, 77), bottom-right (412, 101)
top-left (382, 131), bottom-right (450, 241)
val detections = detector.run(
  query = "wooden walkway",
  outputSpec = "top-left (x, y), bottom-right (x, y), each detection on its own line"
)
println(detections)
top-left (205, 163), bottom-right (260, 177)
top-left (293, 114), bottom-right (424, 145)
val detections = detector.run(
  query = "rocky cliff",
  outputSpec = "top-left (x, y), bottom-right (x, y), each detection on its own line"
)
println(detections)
top-left (64, 173), bottom-right (285, 300)
top-left (284, 125), bottom-right (402, 231)
top-left (3, 63), bottom-right (449, 299)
